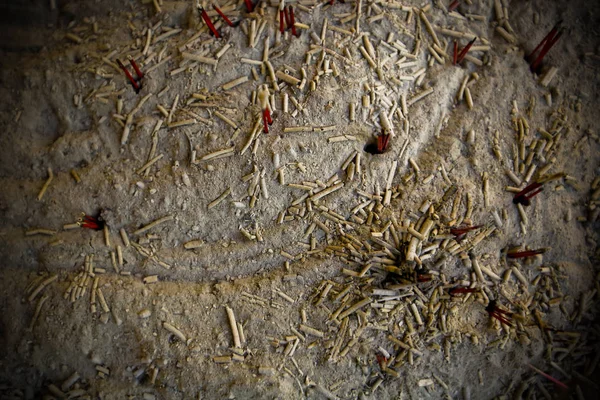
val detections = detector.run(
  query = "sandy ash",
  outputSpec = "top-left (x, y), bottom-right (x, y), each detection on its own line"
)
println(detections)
top-left (0, 0), bottom-right (599, 399)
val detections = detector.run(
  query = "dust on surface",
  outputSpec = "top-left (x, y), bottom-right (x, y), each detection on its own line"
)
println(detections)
top-left (0, 0), bottom-right (599, 399)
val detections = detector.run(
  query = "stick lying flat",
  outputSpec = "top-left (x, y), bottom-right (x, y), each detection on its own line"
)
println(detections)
top-left (226, 306), bottom-right (242, 348)
top-left (208, 188), bottom-right (231, 209)
top-left (163, 322), bottom-right (187, 342)
top-left (134, 215), bottom-right (174, 235)
top-left (37, 168), bottom-right (53, 201)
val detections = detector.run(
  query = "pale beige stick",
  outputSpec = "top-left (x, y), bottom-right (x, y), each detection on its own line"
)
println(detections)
top-left (208, 188), bottom-right (231, 209)
top-left (310, 182), bottom-right (344, 201)
top-left (276, 71), bottom-right (301, 86)
top-left (119, 228), bottom-right (130, 247)
top-left (97, 288), bottom-right (110, 312)
top-left (338, 297), bottom-right (372, 319)
top-left (223, 76), bottom-right (249, 91)
top-left (420, 11), bottom-right (441, 47)
top-left (37, 168), bottom-right (53, 201)
top-left (28, 295), bottom-right (48, 330)
top-left (25, 228), bottom-right (57, 236)
top-left (133, 215), bottom-right (174, 235)
top-left (61, 372), bottom-right (80, 392)
top-left (137, 154), bottom-right (164, 174)
top-left (199, 146), bottom-right (235, 161)
top-left (163, 322), bottom-right (187, 342)
top-left (121, 94), bottom-right (153, 145)
top-left (181, 52), bottom-right (218, 66)
top-left (28, 275), bottom-right (58, 302)
top-left (299, 324), bottom-right (325, 338)
top-left (226, 306), bottom-right (242, 348)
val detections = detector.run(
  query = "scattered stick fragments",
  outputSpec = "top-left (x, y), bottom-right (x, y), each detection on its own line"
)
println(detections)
top-left (28, 274), bottom-right (58, 302)
top-left (7, 3), bottom-right (595, 399)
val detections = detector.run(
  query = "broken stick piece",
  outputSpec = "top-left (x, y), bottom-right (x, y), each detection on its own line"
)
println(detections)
top-left (37, 168), bottom-right (54, 201)
top-left (163, 322), bottom-right (187, 343)
top-left (299, 324), bottom-right (325, 338)
top-left (225, 306), bottom-right (242, 349)
top-left (133, 215), bottom-right (174, 235)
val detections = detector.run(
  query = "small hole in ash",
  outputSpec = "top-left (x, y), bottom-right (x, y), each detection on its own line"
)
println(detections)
top-left (364, 142), bottom-right (382, 155)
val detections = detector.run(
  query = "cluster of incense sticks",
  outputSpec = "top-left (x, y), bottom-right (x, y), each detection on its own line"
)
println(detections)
top-left (528, 22), bottom-right (563, 72)
top-left (117, 58), bottom-right (144, 93)
top-left (485, 300), bottom-right (513, 327)
top-left (453, 37), bottom-right (477, 65)
top-left (279, 5), bottom-right (298, 37)
top-left (513, 182), bottom-right (543, 206)
top-left (78, 213), bottom-right (105, 231)
top-left (377, 133), bottom-right (390, 153)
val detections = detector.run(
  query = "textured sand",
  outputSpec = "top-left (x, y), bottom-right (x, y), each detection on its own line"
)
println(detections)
top-left (0, 0), bottom-right (599, 399)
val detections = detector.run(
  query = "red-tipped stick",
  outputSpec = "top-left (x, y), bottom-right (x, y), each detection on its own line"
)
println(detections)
top-left (528, 22), bottom-right (562, 72)
top-left (448, 0), bottom-right (460, 12)
top-left (514, 182), bottom-right (543, 198)
top-left (507, 249), bottom-right (545, 259)
top-left (527, 364), bottom-right (569, 390)
top-left (377, 134), bottom-right (390, 153)
top-left (80, 215), bottom-right (104, 231)
top-left (262, 109), bottom-right (272, 133)
top-left (486, 301), bottom-right (513, 327)
top-left (128, 58), bottom-right (144, 79)
top-left (200, 8), bottom-right (220, 38)
top-left (213, 5), bottom-right (235, 27)
top-left (289, 6), bottom-right (298, 37)
top-left (279, 10), bottom-right (285, 33)
top-left (526, 188), bottom-right (543, 199)
top-left (530, 29), bottom-right (562, 72)
top-left (116, 59), bottom-right (140, 92)
top-left (262, 113), bottom-right (269, 133)
top-left (513, 182), bottom-right (543, 205)
top-left (529, 26), bottom-right (559, 57)
top-left (283, 7), bottom-right (291, 30)
top-left (450, 225), bottom-right (481, 237)
top-left (244, 0), bottom-right (254, 12)
top-left (449, 287), bottom-right (479, 296)
top-left (491, 311), bottom-right (513, 326)
top-left (82, 221), bottom-right (99, 230)
top-left (456, 37), bottom-right (476, 64)
top-left (453, 40), bottom-right (458, 65)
